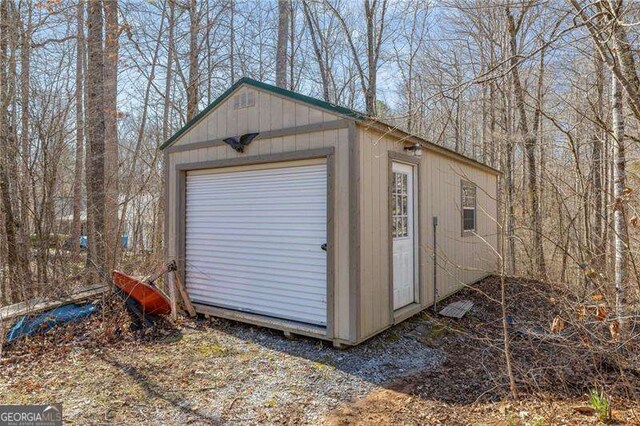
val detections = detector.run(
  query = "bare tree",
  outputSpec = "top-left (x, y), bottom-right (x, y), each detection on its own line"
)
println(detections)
top-left (18, 0), bottom-right (32, 263)
top-left (0, 0), bottom-right (31, 299)
top-left (505, 4), bottom-right (546, 279)
top-left (611, 68), bottom-right (628, 330)
top-left (569, 0), bottom-right (640, 122)
top-left (187, 0), bottom-right (200, 121)
top-left (393, 1), bottom-right (429, 134)
top-left (163, 0), bottom-right (175, 142)
top-left (590, 55), bottom-right (605, 270)
top-left (276, 0), bottom-right (290, 88)
top-left (325, 0), bottom-right (390, 115)
top-left (86, 0), bottom-right (107, 274)
top-left (72, 0), bottom-right (85, 260)
top-left (104, 0), bottom-right (120, 270)
top-left (301, 0), bottom-right (330, 101)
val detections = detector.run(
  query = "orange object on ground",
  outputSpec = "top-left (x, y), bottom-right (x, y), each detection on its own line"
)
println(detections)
top-left (112, 270), bottom-right (172, 315)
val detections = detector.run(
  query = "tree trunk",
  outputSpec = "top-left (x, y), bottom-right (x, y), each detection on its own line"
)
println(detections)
top-left (611, 72), bottom-right (628, 329)
top-left (276, 0), bottom-right (290, 88)
top-left (591, 54), bottom-right (604, 269)
top-left (506, 6), bottom-right (546, 279)
top-left (229, 0), bottom-right (235, 83)
top-left (72, 0), bottom-right (85, 260)
top-left (0, 0), bottom-right (31, 298)
top-left (18, 2), bottom-right (31, 264)
top-left (288, 1), bottom-right (295, 91)
top-left (86, 0), bottom-right (106, 275)
top-left (500, 202), bottom-right (518, 398)
top-left (504, 73), bottom-right (516, 275)
top-left (301, 0), bottom-right (330, 101)
top-left (569, 0), bottom-right (640, 124)
top-left (163, 0), bottom-right (175, 142)
top-left (610, 0), bottom-right (640, 102)
top-left (364, 0), bottom-right (376, 115)
top-left (157, 0), bottom-right (176, 256)
top-left (104, 0), bottom-right (119, 270)
top-left (187, 0), bottom-right (199, 121)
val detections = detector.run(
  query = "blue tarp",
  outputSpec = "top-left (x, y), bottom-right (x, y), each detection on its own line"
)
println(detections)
top-left (5, 303), bottom-right (99, 344)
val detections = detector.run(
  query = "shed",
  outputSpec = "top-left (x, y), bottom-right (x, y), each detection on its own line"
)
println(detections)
top-left (161, 78), bottom-right (499, 347)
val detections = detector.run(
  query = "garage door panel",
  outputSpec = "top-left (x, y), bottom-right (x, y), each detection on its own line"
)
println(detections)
top-left (187, 274), bottom-right (327, 295)
top-left (187, 282), bottom-right (326, 305)
top-left (187, 182), bottom-right (327, 194)
top-left (187, 287), bottom-right (326, 323)
top-left (187, 224), bottom-right (326, 235)
top-left (186, 253), bottom-right (326, 271)
top-left (186, 284), bottom-right (327, 318)
top-left (186, 214), bottom-right (325, 221)
top-left (191, 298), bottom-right (326, 320)
top-left (187, 262), bottom-right (325, 287)
top-left (187, 278), bottom-right (326, 301)
top-left (187, 235), bottom-right (324, 247)
top-left (186, 202), bottom-right (325, 212)
top-left (185, 163), bottom-right (328, 326)
top-left (188, 168), bottom-right (325, 183)
top-left (185, 293), bottom-right (326, 323)
top-left (187, 212), bottom-right (324, 220)
top-left (186, 259), bottom-right (326, 279)
top-left (186, 243), bottom-right (325, 260)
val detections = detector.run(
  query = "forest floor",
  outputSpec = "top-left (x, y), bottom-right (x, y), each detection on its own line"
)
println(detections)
top-left (1, 276), bottom-right (639, 425)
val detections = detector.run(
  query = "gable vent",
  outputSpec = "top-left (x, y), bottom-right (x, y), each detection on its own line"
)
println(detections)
top-left (233, 90), bottom-right (256, 110)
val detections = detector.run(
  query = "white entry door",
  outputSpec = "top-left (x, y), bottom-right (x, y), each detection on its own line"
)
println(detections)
top-left (392, 162), bottom-right (417, 310)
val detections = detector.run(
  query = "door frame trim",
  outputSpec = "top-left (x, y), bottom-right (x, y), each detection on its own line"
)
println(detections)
top-left (387, 151), bottom-right (421, 324)
top-left (174, 147), bottom-right (336, 338)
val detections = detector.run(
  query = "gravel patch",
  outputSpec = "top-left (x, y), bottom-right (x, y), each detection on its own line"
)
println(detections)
top-left (198, 316), bottom-right (444, 423)
top-left (0, 314), bottom-right (444, 425)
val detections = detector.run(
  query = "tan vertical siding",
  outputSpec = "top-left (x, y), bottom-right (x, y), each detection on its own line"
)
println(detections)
top-left (171, 86), bottom-right (341, 148)
top-left (426, 152), bottom-right (498, 300)
top-left (331, 128), bottom-right (350, 340)
top-left (358, 127), bottom-right (393, 338)
top-left (358, 124), bottom-right (498, 340)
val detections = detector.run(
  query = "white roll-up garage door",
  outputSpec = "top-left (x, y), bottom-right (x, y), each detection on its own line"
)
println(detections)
top-left (185, 162), bottom-right (327, 326)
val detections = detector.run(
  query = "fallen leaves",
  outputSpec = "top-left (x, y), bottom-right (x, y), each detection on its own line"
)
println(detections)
top-left (596, 305), bottom-right (609, 321)
top-left (550, 316), bottom-right (566, 333)
top-left (573, 405), bottom-right (595, 415)
top-left (609, 320), bottom-right (620, 341)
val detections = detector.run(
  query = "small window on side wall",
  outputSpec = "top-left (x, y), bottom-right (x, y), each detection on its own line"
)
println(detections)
top-left (461, 181), bottom-right (476, 234)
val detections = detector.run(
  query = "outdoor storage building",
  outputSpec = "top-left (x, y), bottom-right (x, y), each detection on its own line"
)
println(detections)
top-left (162, 78), bottom-right (499, 347)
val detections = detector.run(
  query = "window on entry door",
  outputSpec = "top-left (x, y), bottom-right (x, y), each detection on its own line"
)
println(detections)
top-left (392, 172), bottom-right (409, 238)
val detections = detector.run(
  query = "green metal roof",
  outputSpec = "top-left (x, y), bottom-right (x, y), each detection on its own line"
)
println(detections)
top-left (159, 77), bottom-right (367, 151)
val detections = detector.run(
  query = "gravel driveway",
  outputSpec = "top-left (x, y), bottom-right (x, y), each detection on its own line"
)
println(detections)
top-left (1, 314), bottom-right (443, 424)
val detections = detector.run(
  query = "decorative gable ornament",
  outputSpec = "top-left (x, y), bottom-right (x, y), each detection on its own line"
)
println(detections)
top-left (222, 132), bottom-right (260, 153)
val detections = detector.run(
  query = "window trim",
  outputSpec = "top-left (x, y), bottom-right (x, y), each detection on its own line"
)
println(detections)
top-left (461, 180), bottom-right (477, 236)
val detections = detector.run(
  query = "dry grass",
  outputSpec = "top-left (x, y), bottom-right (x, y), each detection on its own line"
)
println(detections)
top-left (328, 276), bottom-right (640, 425)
